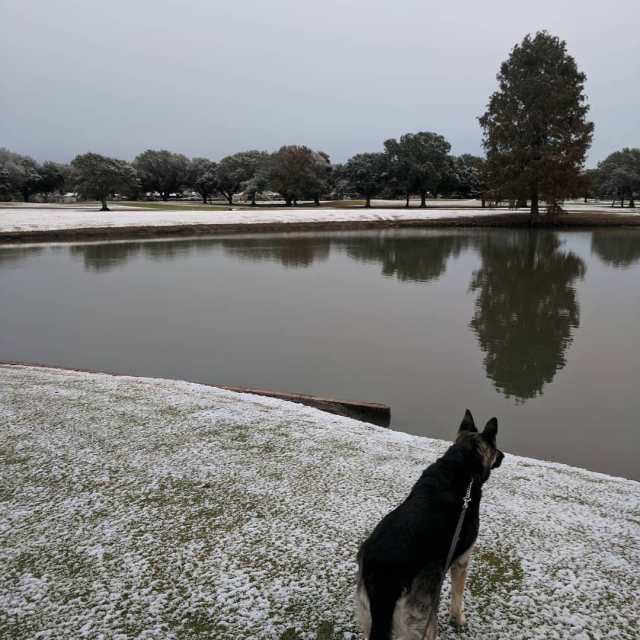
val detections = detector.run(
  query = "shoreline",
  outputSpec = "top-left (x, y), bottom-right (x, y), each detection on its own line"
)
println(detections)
top-left (1, 210), bottom-right (640, 244)
top-left (0, 360), bottom-right (391, 427)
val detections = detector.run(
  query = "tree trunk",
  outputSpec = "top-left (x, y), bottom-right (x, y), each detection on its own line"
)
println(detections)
top-left (285, 197), bottom-right (292, 207)
top-left (420, 192), bottom-right (426, 208)
top-left (251, 193), bottom-right (256, 206)
top-left (365, 195), bottom-right (371, 208)
top-left (481, 197), bottom-right (486, 208)
top-left (162, 192), bottom-right (169, 202)
top-left (314, 195), bottom-right (320, 206)
top-left (405, 193), bottom-right (410, 208)
top-left (530, 185), bottom-right (539, 218)
top-left (226, 193), bottom-right (233, 205)
top-left (100, 197), bottom-right (109, 212)
top-left (630, 197), bottom-right (636, 208)
top-left (516, 198), bottom-right (527, 209)
top-left (202, 194), bottom-right (207, 204)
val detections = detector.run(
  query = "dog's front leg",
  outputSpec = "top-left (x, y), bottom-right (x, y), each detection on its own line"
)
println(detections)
top-left (449, 547), bottom-right (472, 629)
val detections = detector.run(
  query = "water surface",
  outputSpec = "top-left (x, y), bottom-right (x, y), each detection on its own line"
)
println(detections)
top-left (1, 228), bottom-right (639, 479)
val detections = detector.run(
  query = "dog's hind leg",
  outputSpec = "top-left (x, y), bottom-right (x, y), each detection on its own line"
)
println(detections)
top-left (354, 577), bottom-right (372, 638)
top-left (394, 573), bottom-right (439, 640)
top-left (449, 547), bottom-right (473, 629)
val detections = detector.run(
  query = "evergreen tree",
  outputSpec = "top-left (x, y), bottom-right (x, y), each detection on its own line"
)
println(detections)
top-left (479, 31), bottom-right (594, 216)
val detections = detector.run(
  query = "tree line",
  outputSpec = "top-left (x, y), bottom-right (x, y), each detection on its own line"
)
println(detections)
top-left (0, 140), bottom-right (489, 211)
top-left (1, 32), bottom-right (638, 213)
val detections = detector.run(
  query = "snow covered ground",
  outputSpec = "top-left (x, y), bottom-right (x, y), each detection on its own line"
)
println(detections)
top-left (1, 364), bottom-right (638, 639)
top-left (1, 204), bottom-right (637, 235)
top-left (0, 207), bottom-right (506, 233)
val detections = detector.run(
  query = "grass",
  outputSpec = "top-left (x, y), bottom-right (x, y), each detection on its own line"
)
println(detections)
top-left (118, 200), bottom-right (252, 211)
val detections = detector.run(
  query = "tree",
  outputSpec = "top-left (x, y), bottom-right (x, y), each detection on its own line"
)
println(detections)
top-left (327, 163), bottom-right (354, 200)
top-left (579, 168), bottom-right (602, 203)
top-left (133, 150), bottom-right (190, 201)
top-left (597, 148), bottom-right (640, 208)
top-left (454, 154), bottom-right (488, 204)
top-left (188, 158), bottom-right (218, 204)
top-left (0, 148), bottom-right (41, 201)
top-left (479, 31), bottom-right (594, 216)
top-left (0, 166), bottom-right (11, 200)
top-left (269, 145), bottom-right (322, 206)
top-left (38, 161), bottom-right (68, 200)
top-left (238, 151), bottom-right (270, 205)
top-left (343, 153), bottom-right (390, 207)
top-left (384, 132), bottom-right (452, 207)
top-left (215, 150), bottom-right (267, 205)
top-left (307, 151), bottom-right (332, 205)
top-left (71, 153), bottom-right (138, 211)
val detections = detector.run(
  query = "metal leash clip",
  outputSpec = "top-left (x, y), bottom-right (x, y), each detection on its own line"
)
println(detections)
top-left (462, 480), bottom-right (473, 509)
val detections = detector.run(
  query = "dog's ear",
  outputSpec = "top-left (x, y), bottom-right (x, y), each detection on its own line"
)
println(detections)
top-left (482, 417), bottom-right (498, 444)
top-left (459, 409), bottom-right (477, 434)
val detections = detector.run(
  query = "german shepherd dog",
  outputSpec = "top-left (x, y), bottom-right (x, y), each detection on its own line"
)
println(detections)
top-left (355, 410), bottom-right (504, 640)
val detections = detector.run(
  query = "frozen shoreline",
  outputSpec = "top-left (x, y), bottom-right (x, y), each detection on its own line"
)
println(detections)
top-left (1, 364), bottom-right (638, 639)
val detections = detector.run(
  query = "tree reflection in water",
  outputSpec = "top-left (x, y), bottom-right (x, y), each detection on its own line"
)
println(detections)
top-left (70, 242), bottom-right (143, 272)
top-left (221, 236), bottom-right (331, 268)
top-left (341, 232), bottom-right (470, 282)
top-left (63, 229), bottom-right (591, 404)
top-left (469, 231), bottom-right (585, 402)
top-left (0, 246), bottom-right (44, 267)
top-left (591, 230), bottom-right (640, 269)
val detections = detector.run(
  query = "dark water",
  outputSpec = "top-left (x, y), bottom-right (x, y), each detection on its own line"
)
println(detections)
top-left (1, 229), bottom-right (639, 480)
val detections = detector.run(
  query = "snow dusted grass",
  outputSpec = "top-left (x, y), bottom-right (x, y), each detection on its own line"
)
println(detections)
top-left (1, 365), bottom-right (639, 639)
top-left (0, 207), bottom-right (510, 234)
top-left (0, 203), bottom-right (637, 238)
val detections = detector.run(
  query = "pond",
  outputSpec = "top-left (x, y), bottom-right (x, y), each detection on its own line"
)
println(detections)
top-left (1, 228), bottom-right (639, 480)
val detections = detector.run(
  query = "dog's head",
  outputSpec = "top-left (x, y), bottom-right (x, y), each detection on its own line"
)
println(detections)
top-left (455, 409), bottom-right (504, 478)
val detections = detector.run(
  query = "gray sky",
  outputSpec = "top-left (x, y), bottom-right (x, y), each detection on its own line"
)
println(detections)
top-left (1, 0), bottom-right (638, 166)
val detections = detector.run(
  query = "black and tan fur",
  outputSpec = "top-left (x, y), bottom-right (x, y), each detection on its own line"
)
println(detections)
top-left (355, 410), bottom-right (504, 639)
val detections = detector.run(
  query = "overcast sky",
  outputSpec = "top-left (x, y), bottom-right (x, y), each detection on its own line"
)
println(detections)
top-left (1, 0), bottom-right (638, 166)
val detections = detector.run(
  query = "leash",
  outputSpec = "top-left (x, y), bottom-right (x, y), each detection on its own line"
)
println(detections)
top-left (420, 478), bottom-right (474, 640)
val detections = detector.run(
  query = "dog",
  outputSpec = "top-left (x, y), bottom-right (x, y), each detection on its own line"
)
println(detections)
top-left (355, 410), bottom-right (504, 640)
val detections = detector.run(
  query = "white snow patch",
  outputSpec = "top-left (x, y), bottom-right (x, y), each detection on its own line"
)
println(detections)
top-left (0, 204), bottom-right (637, 235)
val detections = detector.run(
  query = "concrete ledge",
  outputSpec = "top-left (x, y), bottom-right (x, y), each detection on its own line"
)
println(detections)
top-left (219, 385), bottom-right (390, 427)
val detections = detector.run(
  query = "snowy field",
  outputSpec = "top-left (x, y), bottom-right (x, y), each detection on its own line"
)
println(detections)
top-left (0, 207), bottom-right (506, 234)
top-left (1, 364), bottom-right (639, 639)
top-left (0, 203), bottom-right (637, 235)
